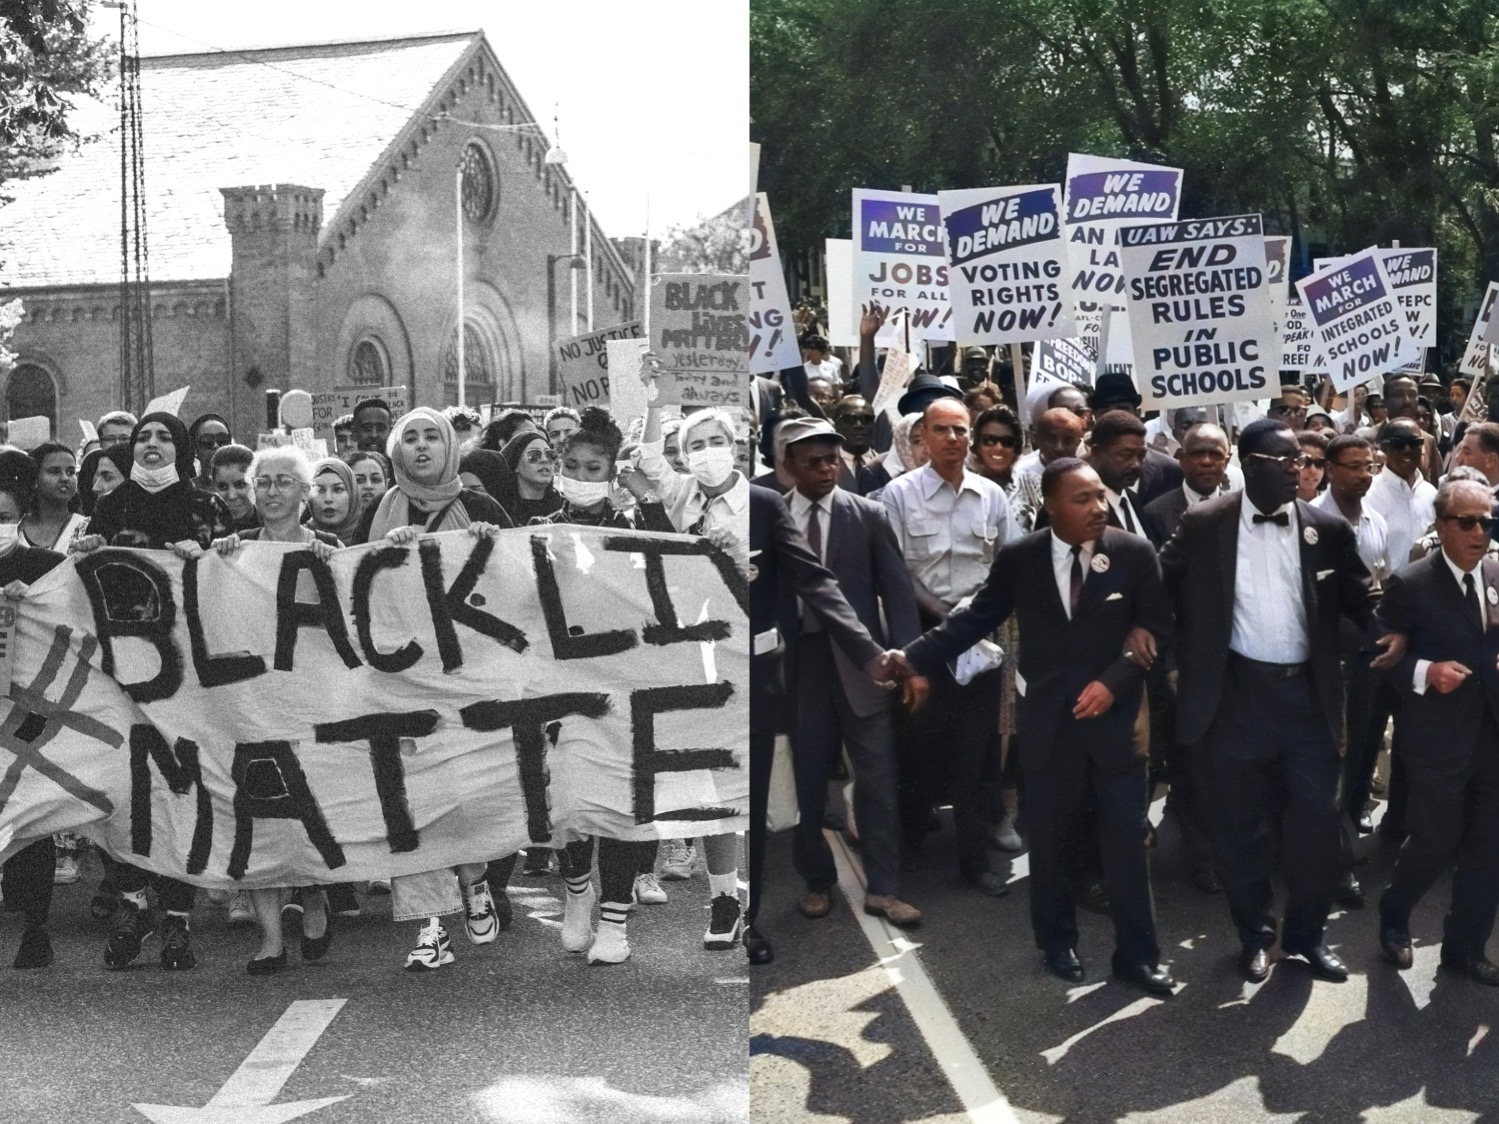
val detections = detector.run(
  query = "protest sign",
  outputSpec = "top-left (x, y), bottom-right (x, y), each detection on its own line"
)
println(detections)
top-left (1281, 295), bottom-right (1317, 371)
top-left (0, 530), bottom-right (749, 885)
top-left (1461, 283), bottom-right (1499, 379)
top-left (1062, 153), bottom-right (1183, 313)
top-left (869, 349), bottom-right (917, 419)
top-left (749, 195), bottom-right (802, 374)
top-left (1295, 247), bottom-right (1414, 392)
top-left (606, 338), bottom-right (651, 425)
top-left (555, 321), bottom-right (645, 410)
top-left (1119, 214), bottom-right (1275, 410)
top-left (648, 273), bottom-right (748, 413)
top-left (937, 184), bottom-right (1073, 345)
top-left (79, 419), bottom-right (98, 444)
top-left (1382, 248), bottom-right (1437, 346)
top-left (5, 416), bottom-right (49, 450)
top-left (851, 188), bottom-right (954, 341)
top-left (144, 385), bottom-right (191, 418)
top-left (311, 385), bottom-right (409, 445)
top-left (1263, 236), bottom-right (1291, 372)
top-left (749, 141), bottom-right (760, 198)
top-left (1031, 337), bottom-right (1096, 390)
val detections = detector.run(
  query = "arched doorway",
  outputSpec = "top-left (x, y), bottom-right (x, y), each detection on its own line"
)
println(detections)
top-left (5, 363), bottom-right (57, 436)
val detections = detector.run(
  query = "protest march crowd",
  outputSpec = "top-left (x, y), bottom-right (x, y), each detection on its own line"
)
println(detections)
top-left (0, 373), bottom-right (753, 977)
top-left (745, 155), bottom-right (1499, 999)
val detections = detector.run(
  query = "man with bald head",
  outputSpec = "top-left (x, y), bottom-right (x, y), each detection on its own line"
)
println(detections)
top-left (1141, 422), bottom-right (1232, 550)
top-left (881, 398), bottom-right (1013, 895)
top-left (1013, 408), bottom-right (1087, 532)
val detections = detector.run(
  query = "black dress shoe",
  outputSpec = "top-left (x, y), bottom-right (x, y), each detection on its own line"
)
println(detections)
top-left (1283, 943), bottom-right (1349, 981)
top-left (745, 924), bottom-right (773, 965)
top-left (1044, 948), bottom-right (1084, 983)
top-left (1334, 871), bottom-right (1365, 909)
top-left (1439, 955), bottom-right (1499, 986)
top-left (1239, 946), bottom-right (1271, 983)
top-left (1074, 881), bottom-right (1111, 915)
top-left (300, 900), bottom-right (334, 963)
top-left (1113, 961), bottom-right (1176, 997)
top-left (1379, 927), bottom-right (1413, 970)
top-left (247, 949), bottom-right (287, 975)
top-left (1191, 866), bottom-right (1222, 894)
top-left (963, 870), bottom-right (1011, 898)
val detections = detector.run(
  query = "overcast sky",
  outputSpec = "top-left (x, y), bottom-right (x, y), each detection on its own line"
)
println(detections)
top-left (86, 0), bottom-right (747, 239)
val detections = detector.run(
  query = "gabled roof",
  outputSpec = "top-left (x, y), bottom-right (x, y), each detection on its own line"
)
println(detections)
top-left (0, 31), bottom-right (480, 289)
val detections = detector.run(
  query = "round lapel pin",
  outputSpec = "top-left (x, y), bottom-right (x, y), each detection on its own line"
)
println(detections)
top-left (1090, 553), bottom-right (1110, 574)
top-left (1303, 526), bottom-right (1318, 546)
top-left (748, 564), bottom-right (758, 582)
top-left (1487, 586), bottom-right (1497, 607)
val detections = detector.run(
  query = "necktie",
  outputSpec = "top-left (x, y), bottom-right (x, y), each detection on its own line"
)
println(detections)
top-left (1069, 544), bottom-right (1084, 619)
top-left (806, 501), bottom-right (823, 562)
top-left (1253, 511), bottom-right (1290, 527)
top-left (1465, 572), bottom-right (1483, 630)
top-left (1119, 496), bottom-right (1137, 534)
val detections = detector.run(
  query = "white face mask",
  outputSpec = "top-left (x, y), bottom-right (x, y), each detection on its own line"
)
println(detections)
top-left (131, 461), bottom-right (180, 492)
top-left (556, 475), bottom-right (612, 507)
top-left (0, 522), bottom-right (19, 555)
top-left (686, 446), bottom-right (735, 487)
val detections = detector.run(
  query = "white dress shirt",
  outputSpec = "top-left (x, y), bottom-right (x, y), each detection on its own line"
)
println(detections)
top-left (1230, 499), bottom-right (1310, 663)
top-left (1413, 550), bottom-right (1487, 694)
top-left (1050, 533), bottom-right (1096, 621)
top-left (1364, 467), bottom-right (1437, 569)
top-left (1310, 489), bottom-right (1393, 581)
top-left (1105, 486), bottom-right (1147, 538)
top-left (882, 463), bottom-right (1011, 607)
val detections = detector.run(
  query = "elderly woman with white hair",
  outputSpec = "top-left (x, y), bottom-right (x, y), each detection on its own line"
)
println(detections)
top-left (210, 444), bottom-right (340, 972)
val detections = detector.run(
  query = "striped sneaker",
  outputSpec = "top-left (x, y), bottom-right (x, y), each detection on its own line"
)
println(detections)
top-left (403, 918), bottom-right (453, 971)
top-left (587, 908), bottom-right (631, 965)
top-left (463, 881), bottom-right (499, 945)
top-left (561, 881), bottom-right (597, 953)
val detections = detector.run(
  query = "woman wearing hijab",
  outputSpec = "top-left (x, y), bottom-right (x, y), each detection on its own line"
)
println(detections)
top-left (858, 412), bottom-right (926, 498)
top-left (74, 412), bottom-right (234, 972)
top-left (345, 449), bottom-right (393, 525)
top-left (499, 430), bottom-right (563, 523)
top-left (354, 408), bottom-right (515, 970)
top-left (306, 456), bottom-right (364, 545)
top-left (76, 444), bottom-right (132, 519)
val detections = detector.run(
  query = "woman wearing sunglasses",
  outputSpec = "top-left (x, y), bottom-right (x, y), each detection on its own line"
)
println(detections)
top-left (500, 429), bottom-right (563, 523)
top-left (970, 405), bottom-right (1023, 496)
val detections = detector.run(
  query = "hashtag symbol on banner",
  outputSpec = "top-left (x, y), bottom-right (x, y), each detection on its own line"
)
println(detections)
top-left (0, 625), bottom-right (120, 817)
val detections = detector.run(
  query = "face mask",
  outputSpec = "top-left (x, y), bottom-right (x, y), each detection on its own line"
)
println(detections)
top-left (686, 446), bottom-right (735, 487)
top-left (131, 462), bottom-right (180, 493)
top-left (0, 523), bottom-right (17, 556)
top-left (556, 475), bottom-right (612, 507)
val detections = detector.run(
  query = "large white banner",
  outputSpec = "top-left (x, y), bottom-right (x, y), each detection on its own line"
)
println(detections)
top-left (0, 532), bottom-right (748, 888)
top-left (937, 184), bottom-right (1073, 345)
top-left (1296, 247), bottom-right (1415, 391)
top-left (1120, 214), bottom-right (1275, 410)
top-left (749, 194), bottom-right (802, 375)
top-left (1062, 153), bottom-right (1183, 315)
top-left (851, 188), bottom-right (954, 341)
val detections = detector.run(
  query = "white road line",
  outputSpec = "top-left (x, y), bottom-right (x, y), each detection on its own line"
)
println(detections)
top-left (829, 830), bottom-right (1021, 1124)
top-left (207, 999), bottom-right (348, 1107)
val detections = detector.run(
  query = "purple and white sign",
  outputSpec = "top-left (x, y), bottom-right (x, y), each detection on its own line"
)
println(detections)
top-left (851, 188), bottom-right (953, 341)
top-left (1062, 153), bottom-right (1183, 315)
top-left (1295, 247), bottom-right (1412, 391)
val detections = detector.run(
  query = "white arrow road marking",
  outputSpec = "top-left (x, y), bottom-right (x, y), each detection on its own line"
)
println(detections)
top-left (132, 998), bottom-right (350, 1124)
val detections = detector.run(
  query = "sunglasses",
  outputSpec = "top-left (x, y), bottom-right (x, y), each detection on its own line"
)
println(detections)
top-left (1382, 436), bottom-right (1424, 450)
top-left (197, 434), bottom-right (233, 448)
top-left (1442, 514), bottom-right (1495, 533)
top-left (1245, 451), bottom-right (1314, 470)
top-left (1303, 457), bottom-right (1327, 470)
top-left (523, 450), bottom-right (557, 464)
top-left (979, 434), bottom-right (1019, 448)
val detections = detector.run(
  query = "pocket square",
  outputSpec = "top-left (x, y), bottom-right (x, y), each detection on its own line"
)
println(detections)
top-left (1105, 592), bottom-right (1124, 601)
top-left (1317, 569), bottom-right (1334, 581)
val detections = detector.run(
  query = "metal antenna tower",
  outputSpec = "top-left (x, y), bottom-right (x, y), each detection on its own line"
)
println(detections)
top-left (105, 0), bottom-right (154, 411)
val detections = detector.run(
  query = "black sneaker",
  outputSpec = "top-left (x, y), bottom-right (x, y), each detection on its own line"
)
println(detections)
top-left (160, 913), bottom-right (197, 970)
top-left (104, 900), bottom-right (155, 969)
top-left (522, 848), bottom-right (554, 876)
top-left (13, 927), bottom-right (52, 969)
top-left (703, 893), bottom-right (743, 951)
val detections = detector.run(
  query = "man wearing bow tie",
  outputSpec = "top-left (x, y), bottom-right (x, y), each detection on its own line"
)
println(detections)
top-left (1160, 418), bottom-right (1399, 984)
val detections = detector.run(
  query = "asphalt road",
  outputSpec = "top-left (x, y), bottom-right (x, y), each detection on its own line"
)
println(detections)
top-left (751, 797), bottom-right (1499, 1124)
top-left (0, 848), bottom-right (749, 1124)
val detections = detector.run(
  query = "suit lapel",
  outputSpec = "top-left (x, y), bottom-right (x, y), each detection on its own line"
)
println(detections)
top-left (1075, 528), bottom-right (1112, 618)
top-left (1218, 494), bottom-right (1241, 612)
top-left (826, 490), bottom-right (849, 571)
top-left (1442, 553), bottom-right (1485, 635)
top-left (1484, 558), bottom-right (1499, 635)
top-left (1294, 500), bottom-right (1319, 624)
top-left (1034, 533), bottom-right (1069, 621)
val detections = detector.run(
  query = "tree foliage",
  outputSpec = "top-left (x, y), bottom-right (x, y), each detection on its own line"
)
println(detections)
top-left (751, 0), bottom-right (1499, 362)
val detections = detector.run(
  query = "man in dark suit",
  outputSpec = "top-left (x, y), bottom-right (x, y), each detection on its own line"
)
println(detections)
top-left (779, 419), bottom-right (924, 928)
top-left (1088, 372), bottom-right (1184, 506)
top-left (1374, 477), bottom-right (1499, 985)
top-left (1160, 418), bottom-right (1399, 984)
top-left (883, 458), bottom-right (1177, 996)
top-left (749, 485), bottom-right (922, 965)
top-left (1140, 422), bottom-right (1232, 550)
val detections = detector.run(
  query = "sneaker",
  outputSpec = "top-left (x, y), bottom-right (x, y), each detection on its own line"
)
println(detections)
top-left (227, 891), bottom-right (256, 927)
top-left (53, 854), bottom-right (80, 886)
top-left (463, 881), bottom-right (499, 945)
top-left (990, 812), bottom-right (1023, 853)
top-left (660, 840), bottom-right (697, 880)
top-left (104, 899), bottom-right (155, 969)
top-left (280, 887), bottom-right (304, 937)
top-left (13, 927), bottom-right (52, 969)
top-left (90, 879), bottom-right (118, 922)
top-left (561, 882), bottom-right (598, 952)
top-left (704, 893), bottom-right (744, 951)
top-left (633, 872), bottom-right (667, 904)
top-left (327, 883), bottom-right (361, 918)
top-left (587, 922), bottom-right (631, 964)
top-left (160, 914), bottom-right (196, 970)
top-left (404, 918), bottom-right (453, 971)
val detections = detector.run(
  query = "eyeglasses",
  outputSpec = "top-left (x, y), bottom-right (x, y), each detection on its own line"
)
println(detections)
top-left (1329, 459), bottom-right (1374, 474)
top-left (1245, 451), bottom-right (1314, 471)
top-left (979, 434), bottom-right (1019, 448)
top-left (253, 476), bottom-right (300, 492)
top-left (196, 434), bottom-right (233, 448)
top-left (1382, 436), bottom-right (1424, 450)
top-left (523, 450), bottom-right (557, 464)
top-left (1442, 514), bottom-right (1495, 533)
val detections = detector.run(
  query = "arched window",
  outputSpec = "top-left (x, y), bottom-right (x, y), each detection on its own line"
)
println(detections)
top-left (5, 363), bottom-right (56, 434)
top-left (348, 337), bottom-right (389, 386)
top-left (441, 322), bottom-right (495, 407)
top-left (460, 140), bottom-right (498, 224)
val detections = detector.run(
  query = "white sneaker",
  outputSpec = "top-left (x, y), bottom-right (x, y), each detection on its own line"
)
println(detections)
top-left (704, 893), bottom-right (743, 950)
top-left (53, 855), bottom-right (80, 886)
top-left (587, 922), bottom-right (631, 964)
top-left (463, 881), bottom-right (499, 945)
top-left (561, 882), bottom-right (598, 953)
top-left (660, 840), bottom-right (697, 880)
top-left (991, 812), bottom-right (1023, 853)
top-left (633, 872), bottom-right (667, 904)
top-left (227, 891), bottom-right (255, 927)
top-left (404, 918), bottom-right (453, 971)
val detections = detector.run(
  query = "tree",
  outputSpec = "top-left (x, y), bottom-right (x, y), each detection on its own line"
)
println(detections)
top-left (655, 199), bottom-right (753, 274)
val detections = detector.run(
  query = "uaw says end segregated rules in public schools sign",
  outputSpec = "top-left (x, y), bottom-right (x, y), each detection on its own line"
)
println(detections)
top-left (1118, 213), bottom-right (1276, 412)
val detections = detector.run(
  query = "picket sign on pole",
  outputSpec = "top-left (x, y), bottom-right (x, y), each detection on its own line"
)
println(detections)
top-left (1008, 342), bottom-right (1027, 434)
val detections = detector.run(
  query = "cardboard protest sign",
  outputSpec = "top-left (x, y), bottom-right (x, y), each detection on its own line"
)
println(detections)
top-left (851, 189), bottom-right (953, 341)
top-left (1281, 295), bottom-right (1317, 371)
top-left (1119, 214), bottom-right (1275, 410)
top-left (1062, 153), bottom-right (1183, 313)
top-left (79, 419), bottom-right (98, 444)
top-left (4, 416), bottom-right (49, 450)
top-left (555, 321), bottom-right (645, 410)
top-left (749, 195), bottom-right (802, 374)
top-left (311, 385), bottom-right (409, 445)
top-left (648, 273), bottom-right (748, 413)
top-left (143, 385), bottom-right (190, 418)
top-left (1263, 236), bottom-right (1291, 372)
top-left (0, 531), bottom-right (748, 885)
top-left (606, 338), bottom-right (651, 425)
top-left (869, 349), bottom-right (917, 420)
top-left (937, 184), bottom-right (1073, 345)
top-left (1296, 247), bottom-right (1414, 392)
top-left (1461, 282), bottom-right (1499, 379)
top-left (1382, 248), bottom-right (1437, 347)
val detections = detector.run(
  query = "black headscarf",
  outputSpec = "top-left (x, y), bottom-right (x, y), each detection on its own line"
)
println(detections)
top-left (132, 411), bottom-right (196, 480)
top-left (77, 445), bottom-right (133, 516)
top-left (458, 449), bottom-right (517, 515)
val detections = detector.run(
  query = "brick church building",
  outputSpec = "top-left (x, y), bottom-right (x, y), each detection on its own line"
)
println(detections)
top-left (0, 30), bottom-right (637, 447)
